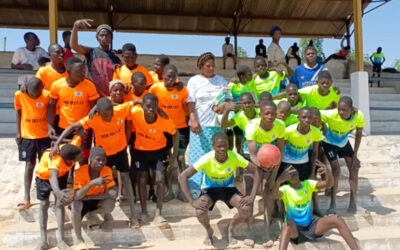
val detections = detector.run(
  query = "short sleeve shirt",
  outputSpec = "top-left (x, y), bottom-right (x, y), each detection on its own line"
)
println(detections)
top-left (187, 74), bottom-right (230, 127)
top-left (193, 150), bottom-right (248, 189)
top-left (298, 85), bottom-right (339, 110)
top-left (228, 81), bottom-right (254, 103)
top-left (232, 109), bottom-right (260, 131)
top-left (113, 64), bottom-right (154, 88)
top-left (149, 84), bottom-right (189, 129)
top-left (35, 65), bottom-right (67, 91)
top-left (73, 164), bottom-right (115, 196)
top-left (36, 151), bottom-right (74, 180)
top-left (14, 90), bottom-right (50, 139)
top-left (282, 124), bottom-right (323, 164)
top-left (321, 109), bottom-right (365, 147)
top-left (245, 118), bottom-right (285, 147)
top-left (50, 78), bottom-right (100, 129)
top-left (289, 64), bottom-right (327, 89)
top-left (80, 102), bottom-right (132, 156)
top-left (279, 180), bottom-right (318, 226)
top-left (130, 106), bottom-right (176, 151)
top-left (371, 52), bottom-right (385, 64)
top-left (12, 47), bottom-right (49, 70)
top-left (252, 71), bottom-right (283, 99)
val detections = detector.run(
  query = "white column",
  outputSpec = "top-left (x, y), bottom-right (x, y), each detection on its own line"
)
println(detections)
top-left (351, 71), bottom-right (370, 135)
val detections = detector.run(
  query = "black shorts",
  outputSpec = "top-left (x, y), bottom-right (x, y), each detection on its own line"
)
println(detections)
top-left (81, 200), bottom-right (100, 217)
top-left (36, 174), bottom-right (68, 201)
top-left (200, 187), bottom-right (241, 211)
top-left (372, 63), bottom-right (382, 73)
top-left (291, 218), bottom-right (323, 244)
top-left (279, 162), bottom-right (312, 181)
top-left (134, 148), bottom-right (167, 172)
top-left (18, 137), bottom-right (51, 162)
top-left (178, 127), bottom-right (190, 151)
top-left (107, 148), bottom-right (129, 173)
top-left (322, 141), bottom-right (354, 162)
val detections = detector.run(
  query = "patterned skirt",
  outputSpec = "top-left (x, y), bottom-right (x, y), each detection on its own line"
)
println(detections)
top-left (188, 126), bottom-right (223, 199)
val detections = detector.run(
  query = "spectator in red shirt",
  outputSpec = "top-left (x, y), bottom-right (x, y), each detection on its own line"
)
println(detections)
top-left (62, 31), bottom-right (74, 63)
top-left (323, 39), bottom-right (350, 64)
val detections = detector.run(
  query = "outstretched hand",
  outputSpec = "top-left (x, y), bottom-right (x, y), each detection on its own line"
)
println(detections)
top-left (316, 160), bottom-right (330, 176)
top-left (277, 165), bottom-right (297, 183)
top-left (91, 175), bottom-right (112, 187)
top-left (49, 145), bottom-right (60, 159)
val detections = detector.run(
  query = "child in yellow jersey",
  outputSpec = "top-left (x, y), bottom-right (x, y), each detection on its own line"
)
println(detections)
top-left (178, 132), bottom-right (260, 246)
top-left (35, 144), bottom-right (83, 250)
top-left (149, 64), bottom-right (189, 201)
top-left (273, 164), bottom-right (359, 249)
top-left (252, 56), bottom-right (284, 100)
top-left (276, 100), bottom-right (299, 127)
top-left (320, 96), bottom-right (365, 214)
top-left (15, 77), bottom-right (51, 211)
top-left (298, 71), bottom-right (340, 110)
top-left (245, 100), bottom-right (285, 246)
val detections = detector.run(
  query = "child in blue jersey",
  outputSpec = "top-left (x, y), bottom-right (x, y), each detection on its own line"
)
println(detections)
top-left (273, 163), bottom-right (359, 249)
top-left (321, 96), bottom-right (364, 214)
top-left (178, 132), bottom-right (260, 246)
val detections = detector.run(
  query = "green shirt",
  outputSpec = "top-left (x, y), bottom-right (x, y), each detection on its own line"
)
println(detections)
top-left (252, 71), bottom-right (284, 99)
top-left (193, 150), bottom-right (248, 189)
top-left (228, 81), bottom-right (253, 103)
top-left (231, 108), bottom-right (260, 153)
top-left (282, 124), bottom-right (323, 164)
top-left (321, 109), bottom-right (365, 147)
top-left (299, 85), bottom-right (340, 110)
top-left (245, 118), bottom-right (285, 146)
top-left (371, 52), bottom-right (385, 64)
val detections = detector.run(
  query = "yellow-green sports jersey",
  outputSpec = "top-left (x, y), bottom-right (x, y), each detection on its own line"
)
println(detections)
top-left (321, 109), bottom-right (365, 147)
top-left (371, 52), bottom-right (385, 64)
top-left (252, 71), bottom-right (284, 100)
top-left (298, 85), bottom-right (339, 110)
top-left (232, 108), bottom-right (259, 153)
top-left (274, 98), bottom-right (305, 109)
top-left (245, 118), bottom-right (285, 147)
top-left (278, 115), bottom-right (299, 127)
top-left (228, 81), bottom-right (253, 103)
top-left (282, 124), bottom-right (323, 164)
top-left (279, 180), bottom-right (318, 226)
top-left (193, 150), bottom-right (249, 189)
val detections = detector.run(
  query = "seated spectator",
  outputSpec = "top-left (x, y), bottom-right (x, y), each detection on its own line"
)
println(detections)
top-left (11, 32), bottom-right (49, 71)
top-left (62, 31), bottom-right (73, 63)
top-left (285, 42), bottom-right (301, 69)
top-left (222, 37), bottom-right (236, 69)
top-left (323, 39), bottom-right (350, 64)
top-left (255, 39), bottom-right (267, 58)
top-left (289, 46), bottom-right (327, 88)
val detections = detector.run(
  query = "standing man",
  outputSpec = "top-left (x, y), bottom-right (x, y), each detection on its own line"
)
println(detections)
top-left (255, 39), bottom-right (267, 58)
top-left (222, 37), bottom-right (236, 70)
top-left (370, 47), bottom-right (386, 87)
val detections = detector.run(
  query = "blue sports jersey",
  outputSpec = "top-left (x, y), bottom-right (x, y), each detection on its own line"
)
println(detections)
top-left (289, 64), bottom-right (327, 89)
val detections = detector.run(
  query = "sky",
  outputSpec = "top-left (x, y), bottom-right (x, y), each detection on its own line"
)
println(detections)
top-left (0, 0), bottom-right (397, 66)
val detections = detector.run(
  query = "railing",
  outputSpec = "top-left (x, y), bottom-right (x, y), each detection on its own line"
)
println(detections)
top-left (0, 68), bottom-right (35, 75)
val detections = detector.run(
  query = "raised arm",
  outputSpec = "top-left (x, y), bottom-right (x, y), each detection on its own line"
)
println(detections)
top-left (221, 103), bottom-right (236, 129)
top-left (70, 19), bottom-right (93, 57)
top-left (50, 121), bottom-right (83, 158)
top-left (315, 160), bottom-right (333, 189)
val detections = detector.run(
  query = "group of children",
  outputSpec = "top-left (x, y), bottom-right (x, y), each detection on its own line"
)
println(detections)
top-left (14, 41), bottom-right (363, 249)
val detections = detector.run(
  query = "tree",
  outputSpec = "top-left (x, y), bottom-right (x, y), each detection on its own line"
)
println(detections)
top-left (237, 46), bottom-right (248, 58)
top-left (349, 50), bottom-right (372, 65)
top-left (393, 59), bottom-right (400, 72)
top-left (299, 38), bottom-right (325, 59)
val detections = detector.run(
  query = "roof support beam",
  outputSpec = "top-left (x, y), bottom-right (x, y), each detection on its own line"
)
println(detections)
top-left (48, 0), bottom-right (58, 44)
top-left (353, 0), bottom-right (364, 71)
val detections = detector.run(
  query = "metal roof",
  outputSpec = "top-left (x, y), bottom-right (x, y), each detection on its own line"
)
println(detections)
top-left (0, 0), bottom-right (372, 38)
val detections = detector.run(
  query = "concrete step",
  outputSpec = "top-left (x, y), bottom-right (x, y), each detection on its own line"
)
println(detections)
top-left (0, 122), bottom-right (16, 135)
top-left (340, 87), bottom-right (397, 95)
top-left (371, 110), bottom-right (400, 121)
top-left (370, 100), bottom-right (400, 108)
top-left (0, 88), bottom-right (16, 98)
top-left (0, 97), bottom-right (13, 104)
top-left (0, 108), bottom-right (16, 122)
top-left (369, 93), bottom-right (400, 102)
top-left (5, 206), bottom-right (400, 249)
top-left (372, 121), bottom-right (400, 135)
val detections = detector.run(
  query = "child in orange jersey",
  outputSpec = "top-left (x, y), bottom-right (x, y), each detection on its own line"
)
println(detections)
top-left (15, 77), bottom-right (51, 211)
top-left (149, 64), bottom-right (189, 201)
top-left (51, 97), bottom-right (139, 228)
top-left (113, 43), bottom-right (153, 89)
top-left (131, 93), bottom-right (179, 226)
top-left (35, 144), bottom-right (83, 250)
top-left (149, 54), bottom-right (170, 85)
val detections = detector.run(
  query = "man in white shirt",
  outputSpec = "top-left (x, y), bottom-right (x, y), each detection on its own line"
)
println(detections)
top-left (222, 37), bottom-right (236, 70)
top-left (11, 32), bottom-right (49, 71)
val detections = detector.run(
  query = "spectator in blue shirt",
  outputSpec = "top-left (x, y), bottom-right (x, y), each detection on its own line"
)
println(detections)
top-left (289, 46), bottom-right (327, 89)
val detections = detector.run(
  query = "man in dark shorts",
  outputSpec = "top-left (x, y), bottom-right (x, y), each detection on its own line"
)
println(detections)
top-left (35, 144), bottom-right (83, 250)
top-left (369, 47), bottom-right (386, 87)
top-left (178, 132), bottom-right (260, 246)
top-left (273, 164), bottom-right (359, 250)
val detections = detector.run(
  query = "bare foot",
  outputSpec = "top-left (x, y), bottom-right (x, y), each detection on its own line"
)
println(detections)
top-left (129, 218), bottom-right (140, 229)
top-left (262, 240), bottom-right (274, 248)
top-left (140, 212), bottom-right (150, 224)
top-left (57, 240), bottom-right (71, 250)
top-left (203, 229), bottom-right (214, 246)
top-left (35, 241), bottom-right (49, 250)
top-left (72, 240), bottom-right (88, 250)
top-left (153, 215), bottom-right (170, 229)
top-left (244, 238), bottom-right (255, 247)
top-left (347, 204), bottom-right (357, 214)
top-left (228, 227), bottom-right (237, 245)
top-left (17, 200), bottom-right (32, 211)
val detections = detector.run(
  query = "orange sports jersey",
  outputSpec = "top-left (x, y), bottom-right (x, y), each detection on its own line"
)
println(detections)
top-left (73, 164), bottom-right (115, 196)
top-left (132, 89), bottom-right (148, 102)
top-left (50, 78), bottom-right (99, 129)
top-left (35, 65), bottom-right (68, 90)
top-left (113, 64), bottom-right (154, 88)
top-left (36, 151), bottom-right (74, 180)
top-left (14, 90), bottom-right (50, 139)
top-left (149, 84), bottom-right (189, 129)
top-left (131, 106), bottom-right (176, 151)
top-left (149, 71), bottom-right (180, 85)
top-left (80, 102), bottom-right (132, 156)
